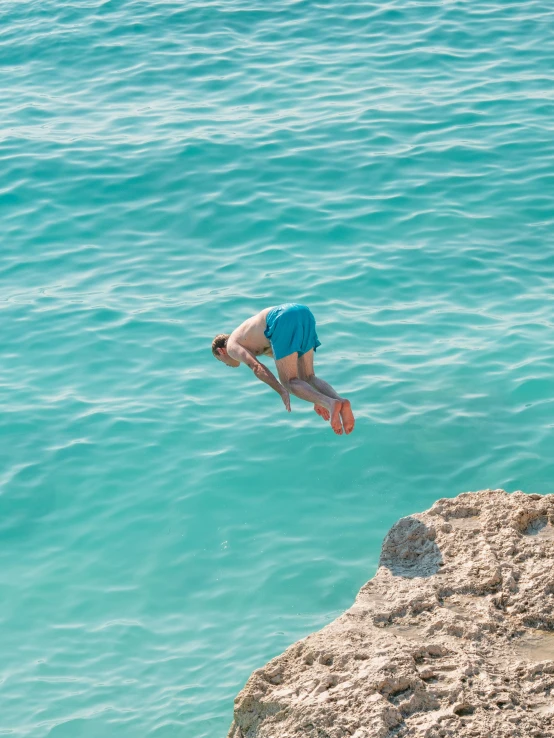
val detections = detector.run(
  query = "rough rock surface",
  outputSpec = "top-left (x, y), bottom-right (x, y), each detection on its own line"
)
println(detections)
top-left (227, 490), bottom-right (554, 738)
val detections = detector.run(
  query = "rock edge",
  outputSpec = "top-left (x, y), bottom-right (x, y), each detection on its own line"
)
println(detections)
top-left (227, 489), bottom-right (554, 737)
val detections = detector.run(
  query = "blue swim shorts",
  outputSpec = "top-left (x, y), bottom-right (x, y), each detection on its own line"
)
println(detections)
top-left (264, 304), bottom-right (321, 360)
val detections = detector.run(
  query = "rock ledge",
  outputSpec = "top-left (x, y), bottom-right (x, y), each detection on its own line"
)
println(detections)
top-left (227, 489), bottom-right (554, 737)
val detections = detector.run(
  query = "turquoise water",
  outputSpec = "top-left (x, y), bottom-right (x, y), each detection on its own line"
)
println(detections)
top-left (1, 0), bottom-right (554, 734)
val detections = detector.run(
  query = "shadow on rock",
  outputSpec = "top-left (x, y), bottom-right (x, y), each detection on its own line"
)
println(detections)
top-left (379, 516), bottom-right (442, 578)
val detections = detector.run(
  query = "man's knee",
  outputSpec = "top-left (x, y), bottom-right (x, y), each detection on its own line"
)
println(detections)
top-left (286, 375), bottom-right (303, 390)
top-left (280, 376), bottom-right (296, 391)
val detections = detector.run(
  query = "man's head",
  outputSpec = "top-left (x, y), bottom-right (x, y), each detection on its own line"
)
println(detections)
top-left (212, 334), bottom-right (240, 367)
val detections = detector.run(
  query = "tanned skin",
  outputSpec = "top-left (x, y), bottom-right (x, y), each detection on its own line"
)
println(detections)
top-left (214, 307), bottom-right (355, 435)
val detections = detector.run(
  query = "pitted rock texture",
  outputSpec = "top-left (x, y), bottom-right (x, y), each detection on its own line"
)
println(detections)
top-left (227, 490), bottom-right (554, 738)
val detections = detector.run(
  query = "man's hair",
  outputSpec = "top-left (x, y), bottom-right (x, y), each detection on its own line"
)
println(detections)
top-left (212, 334), bottom-right (229, 356)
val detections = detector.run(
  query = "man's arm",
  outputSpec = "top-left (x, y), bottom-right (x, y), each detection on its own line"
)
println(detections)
top-left (227, 341), bottom-right (291, 411)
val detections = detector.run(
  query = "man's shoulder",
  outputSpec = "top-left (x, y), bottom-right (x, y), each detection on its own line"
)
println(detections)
top-left (226, 331), bottom-right (241, 348)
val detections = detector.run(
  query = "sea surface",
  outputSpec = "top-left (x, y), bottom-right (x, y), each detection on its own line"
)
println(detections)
top-left (1, 0), bottom-right (554, 735)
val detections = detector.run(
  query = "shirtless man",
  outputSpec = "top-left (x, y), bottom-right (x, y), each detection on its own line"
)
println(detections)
top-left (211, 303), bottom-right (355, 435)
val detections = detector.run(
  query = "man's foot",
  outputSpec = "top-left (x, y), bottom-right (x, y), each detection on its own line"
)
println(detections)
top-left (330, 400), bottom-right (343, 435)
top-left (340, 399), bottom-right (355, 434)
top-left (314, 404), bottom-right (330, 421)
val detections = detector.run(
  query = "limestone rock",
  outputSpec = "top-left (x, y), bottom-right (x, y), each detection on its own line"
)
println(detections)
top-left (227, 489), bottom-right (554, 737)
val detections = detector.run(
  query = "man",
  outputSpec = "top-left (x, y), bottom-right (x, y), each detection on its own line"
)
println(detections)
top-left (212, 303), bottom-right (355, 435)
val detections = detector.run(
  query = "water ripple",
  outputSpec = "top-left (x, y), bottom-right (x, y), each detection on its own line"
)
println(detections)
top-left (1, 0), bottom-right (554, 735)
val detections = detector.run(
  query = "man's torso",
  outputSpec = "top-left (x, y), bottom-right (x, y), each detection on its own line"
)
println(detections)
top-left (228, 307), bottom-right (274, 357)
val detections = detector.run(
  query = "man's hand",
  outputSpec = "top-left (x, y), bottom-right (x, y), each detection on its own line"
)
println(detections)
top-left (251, 362), bottom-right (265, 377)
top-left (280, 388), bottom-right (291, 412)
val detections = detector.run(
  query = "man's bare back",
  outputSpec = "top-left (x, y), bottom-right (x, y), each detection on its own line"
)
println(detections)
top-left (211, 304), bottom-right (355, 435)
top-left (227, 307), bottom-right (274, 358)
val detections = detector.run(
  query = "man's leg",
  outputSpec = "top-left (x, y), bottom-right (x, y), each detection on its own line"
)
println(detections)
top-left (297, 353), bottom-right (330, 422)
top-left (298, 350), bottom-right (355, 434)
top-left (276, 353), bottom-right (343, 435)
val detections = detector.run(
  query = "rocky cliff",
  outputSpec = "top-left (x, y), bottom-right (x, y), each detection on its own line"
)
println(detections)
top-left (227, 489), bottom-right (554, 738)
